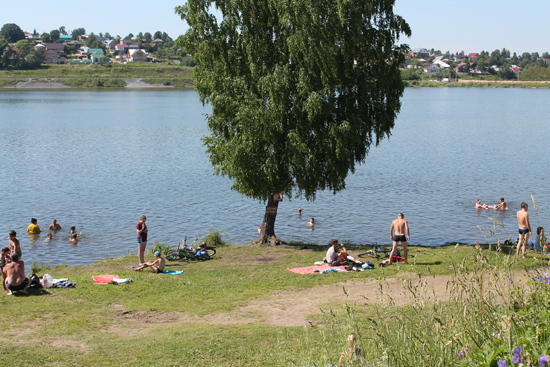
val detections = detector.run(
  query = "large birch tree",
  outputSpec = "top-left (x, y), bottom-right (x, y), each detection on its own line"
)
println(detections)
top-left (176, 0), bottom-right (411, 245)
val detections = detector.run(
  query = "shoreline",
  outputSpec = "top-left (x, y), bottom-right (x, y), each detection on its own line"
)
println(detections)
top-left (3, 78), bottom-right (550, 90)
top-left (1, 77), bottom-right (194, 89)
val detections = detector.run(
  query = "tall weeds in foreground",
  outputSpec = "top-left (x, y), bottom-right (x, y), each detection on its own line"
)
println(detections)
top-left (287, 249), bottom-right (550, 367)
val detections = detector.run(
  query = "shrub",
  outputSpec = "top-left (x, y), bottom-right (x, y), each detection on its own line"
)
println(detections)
top-left (202, 229), bottom-right (228, 247)
top-left (148, 241), bottom-right (172, 255)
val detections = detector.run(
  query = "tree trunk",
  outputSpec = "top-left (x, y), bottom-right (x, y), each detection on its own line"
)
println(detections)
top-left (257, 200), bottom-right (283, 246)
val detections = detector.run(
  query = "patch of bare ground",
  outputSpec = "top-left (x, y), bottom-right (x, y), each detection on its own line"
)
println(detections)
top-left (221, 275), bottom-right (453, 327)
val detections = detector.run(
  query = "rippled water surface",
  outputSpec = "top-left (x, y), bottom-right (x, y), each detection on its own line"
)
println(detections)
top-left (1, 88), bottom-right (549, 266)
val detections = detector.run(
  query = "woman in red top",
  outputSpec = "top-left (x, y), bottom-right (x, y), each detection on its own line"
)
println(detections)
top-left (136, 215), bottom-right (148, 264)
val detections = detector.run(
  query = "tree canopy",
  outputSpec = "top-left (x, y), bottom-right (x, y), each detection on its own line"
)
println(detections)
top-left (72, 28), bottom-right (86, 40)
top-left (176, 0), bottom-right (411, 203)
top-left (1, 23), bottom-right (25, 43)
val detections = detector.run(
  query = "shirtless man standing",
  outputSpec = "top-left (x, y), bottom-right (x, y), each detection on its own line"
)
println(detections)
top-left (517, 202), bottom-right (532, 258)
top-left (389, 213), bottom-right (410, 264)
top-left (4, 253), bottom-right (30, 295)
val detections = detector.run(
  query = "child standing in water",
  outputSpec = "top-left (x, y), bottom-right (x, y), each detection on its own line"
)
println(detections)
top-left (44, 233), bottom-right (54, 242)
top-left (69, 226), bottom-right (78, 242)
top-left (8, 231), bottom-right (21, 258)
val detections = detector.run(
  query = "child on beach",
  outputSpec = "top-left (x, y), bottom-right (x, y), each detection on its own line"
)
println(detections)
top-left (44, 233), bottom-right (54, 242)
top-left (49, 219), bottom-right (62, 230)
top-left (69, 226), bottom-right (78, 242)
top-left (1, 247), bottom-right (11, 291)
top-left (8, 230), bottom-right (21, 259)
top-left (132, 251), bottom-right (165, 273)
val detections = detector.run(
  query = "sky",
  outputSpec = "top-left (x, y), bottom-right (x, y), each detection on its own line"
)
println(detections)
top-left (2, 0), bottom-right (549, 54)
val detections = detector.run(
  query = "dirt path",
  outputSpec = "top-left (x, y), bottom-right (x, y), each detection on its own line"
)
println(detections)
top-left (113, 274), bottom-right (455, 330)
top-left (217, 274), bottom-right (453, 326)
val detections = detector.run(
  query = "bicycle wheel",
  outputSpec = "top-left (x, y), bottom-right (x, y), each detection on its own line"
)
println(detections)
top-left (166, 250), bottom-right (182, 261)
top-left (205, 247), bottom-right (216, 257)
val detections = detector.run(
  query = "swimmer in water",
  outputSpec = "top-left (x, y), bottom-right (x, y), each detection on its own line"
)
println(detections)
top-left (44, 233), bottom-right (54, 242)
top-left (49, 219), bottom-right (62, 230)
top-left (69, 226), bottom-right (78, 242)
top-left (306, 218), bottom-right (316, 227)
top-left (475, 199), bottom-right (488, 209)
top-left (494, 198), bottom-right (506, 210)
top-left (295, 208), bottom-right (302, 215)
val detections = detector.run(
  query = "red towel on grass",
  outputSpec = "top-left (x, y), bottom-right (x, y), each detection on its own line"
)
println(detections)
top-left (287, 264), bottom-right (349, 274)
top-left (93, 275), bottom-right (119, 284)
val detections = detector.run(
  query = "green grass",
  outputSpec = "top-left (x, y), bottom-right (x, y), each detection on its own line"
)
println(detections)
top-left (0, 64), bottom-right (194, 88)
top-left (0, 242), bottom-right (548, 366)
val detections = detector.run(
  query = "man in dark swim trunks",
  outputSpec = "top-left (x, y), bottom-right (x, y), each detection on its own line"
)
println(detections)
top-left (517, 202), bottom-right (531, 258)
top-left (389, 213), bottom-right (410, 264)
top-left (4, 253), bottom-right (30, 295)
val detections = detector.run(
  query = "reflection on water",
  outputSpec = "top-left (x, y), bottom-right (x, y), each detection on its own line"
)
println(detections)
top-left (0, 88), bottom-right (549, 266)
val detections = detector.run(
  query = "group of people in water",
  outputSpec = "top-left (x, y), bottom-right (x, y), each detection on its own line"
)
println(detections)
top-left (476, 197), bottom-right (507, 210)
top-left (2, 218), bottom-right (79, 295)
top-left (26, 218), bottom-right (79, 243)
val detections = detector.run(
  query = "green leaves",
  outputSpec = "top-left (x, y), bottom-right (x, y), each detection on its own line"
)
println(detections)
top-left (176, 0), bottom-right (410, 202)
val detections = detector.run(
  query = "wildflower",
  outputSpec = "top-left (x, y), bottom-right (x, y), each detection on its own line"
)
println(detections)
top-left (513, 346), bottom-right (523, 364)
top-left (541, 355), bottom-right (549, 367)
top-left (498, 361), bottom-right (507, 367)
top-left (459, 350), bottom-right (463, 357)
top-left (509, 276), bottom-right (513, 284)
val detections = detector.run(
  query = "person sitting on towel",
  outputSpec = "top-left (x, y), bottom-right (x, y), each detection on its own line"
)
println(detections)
top-left (132, 251), bottom-right (165, 273)
top-left (324, 239), bottom-right (348, 266)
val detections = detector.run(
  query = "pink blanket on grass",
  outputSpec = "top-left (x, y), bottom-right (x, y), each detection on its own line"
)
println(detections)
top-left (287, 264), bottom-right (349, 274)
top-left (93, 275), bottom-right (120, 284)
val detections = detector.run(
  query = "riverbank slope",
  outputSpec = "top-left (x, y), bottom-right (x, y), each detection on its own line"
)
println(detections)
top-left (1, 242), bottom-right (547, 366)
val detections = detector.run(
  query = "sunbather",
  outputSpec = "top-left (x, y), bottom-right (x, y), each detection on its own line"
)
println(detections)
top-left (324, 239), bottom-right (347, 266)
top-left (133, 251), bottom-right (165, 273)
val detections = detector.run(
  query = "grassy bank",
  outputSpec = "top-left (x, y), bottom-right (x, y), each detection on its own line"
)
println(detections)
top-left (0, 241), bottom-right (548, 366)
top-left (404, 80), bottom-right (550, 88)
top-left (0, 64), bottom-right (194, 88)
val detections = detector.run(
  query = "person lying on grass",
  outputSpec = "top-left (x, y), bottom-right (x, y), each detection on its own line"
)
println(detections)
top-left (132, 251), bottom-right (165, 273)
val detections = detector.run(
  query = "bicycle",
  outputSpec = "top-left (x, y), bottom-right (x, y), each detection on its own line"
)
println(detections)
top-left (166, 237), bottom-right (216, 261)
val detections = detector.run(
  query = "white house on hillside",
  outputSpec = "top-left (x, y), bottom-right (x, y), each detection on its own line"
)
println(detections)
top-left (424, 64), bottom-right (441, 74)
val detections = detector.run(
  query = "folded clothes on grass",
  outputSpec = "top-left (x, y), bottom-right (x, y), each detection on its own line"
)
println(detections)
top-left (112, 278), bottom-right (132, 284)
top-left (52, 280), bottom-right (76, 288)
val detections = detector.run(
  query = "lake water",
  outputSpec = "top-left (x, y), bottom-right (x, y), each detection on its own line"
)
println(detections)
top-left (1, 88), bottom-right (549, 266)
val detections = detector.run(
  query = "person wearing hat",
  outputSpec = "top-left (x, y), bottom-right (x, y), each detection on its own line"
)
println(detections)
top-left (132, 251), bottom-right (165, 273)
